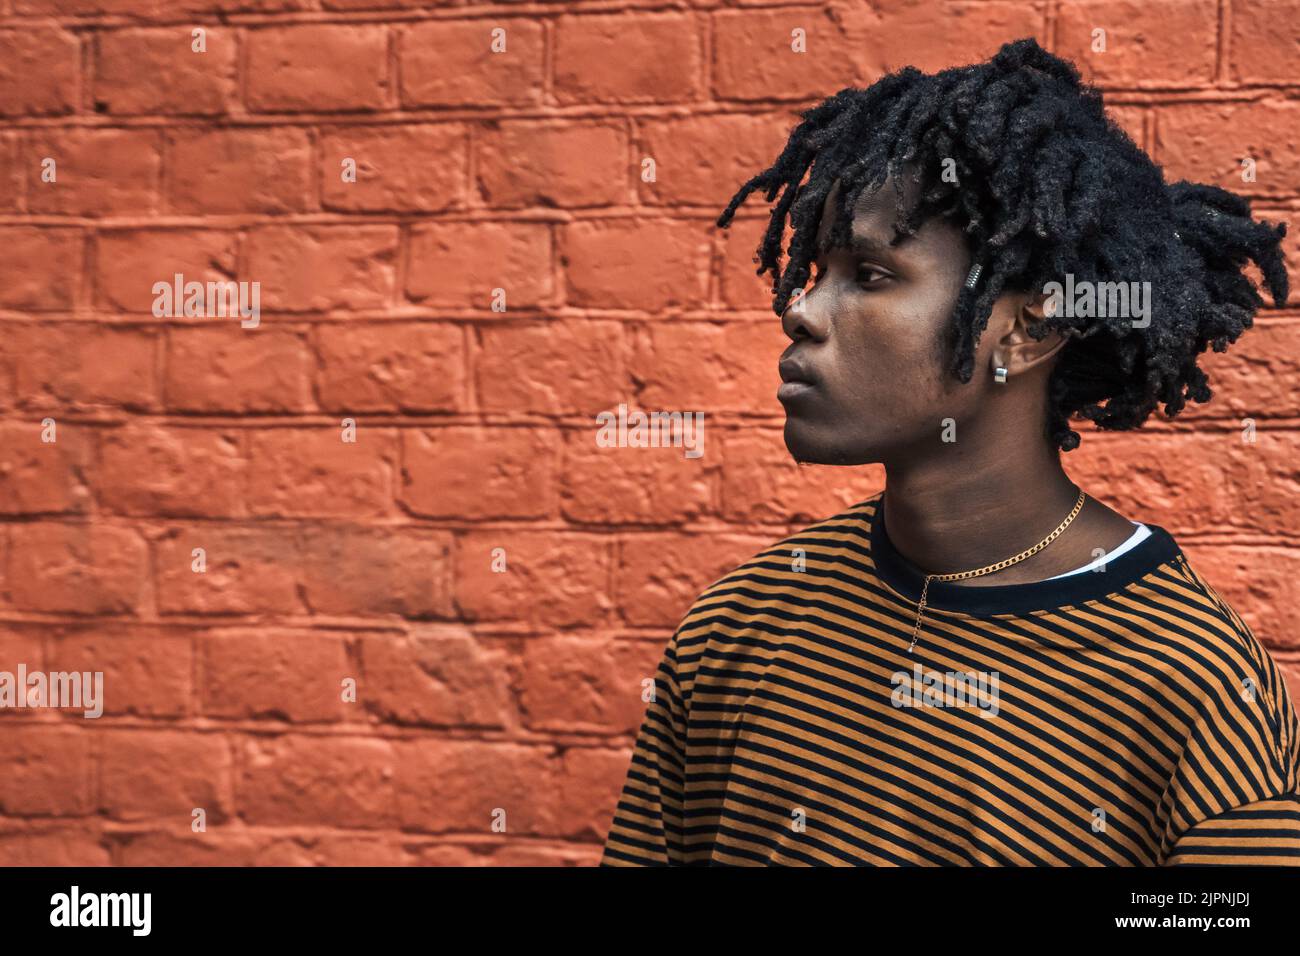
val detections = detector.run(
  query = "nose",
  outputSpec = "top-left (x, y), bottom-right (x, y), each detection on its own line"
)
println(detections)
top-left (780, 274), bottom-right (831, 343)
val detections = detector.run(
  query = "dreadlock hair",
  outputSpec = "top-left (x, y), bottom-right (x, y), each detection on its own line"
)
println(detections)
top-left (715, 37), bottom-right (1289, 452)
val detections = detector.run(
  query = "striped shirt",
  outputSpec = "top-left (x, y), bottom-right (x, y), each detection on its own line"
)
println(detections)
top-left (601, 493), bottom-right (1300, 866)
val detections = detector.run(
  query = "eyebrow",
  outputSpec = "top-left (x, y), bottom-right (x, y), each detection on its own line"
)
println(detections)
top-left (849, 233), bottom-right (898, 258)
top-left (812, 228), bottom-right (900, 260)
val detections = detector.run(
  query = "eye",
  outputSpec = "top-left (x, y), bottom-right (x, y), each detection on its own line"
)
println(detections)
top-left (856, 265), bottom-right (890, 287)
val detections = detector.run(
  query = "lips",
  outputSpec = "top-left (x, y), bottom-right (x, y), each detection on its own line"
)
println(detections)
top-left (777, 354), bottom-right (819, 403)
top-left (778, 355), bottom-right (819, 386)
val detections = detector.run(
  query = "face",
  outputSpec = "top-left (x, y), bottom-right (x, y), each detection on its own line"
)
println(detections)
top-left (777, 172), bottom-right (986, 465)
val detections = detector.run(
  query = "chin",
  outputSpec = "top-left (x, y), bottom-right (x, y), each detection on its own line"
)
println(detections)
top-left (782, 418), bottom-right (877, 466)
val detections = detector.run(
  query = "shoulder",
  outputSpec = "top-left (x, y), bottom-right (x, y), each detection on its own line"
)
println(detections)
top-left (689, 494), bottom-right (880, 607)
top-left (1154, 550), bottom-right (1300, 812)
top-left (1164, 553), bottom-right (1295, 726)
top-left (667, 493), bottom-right (881, 651)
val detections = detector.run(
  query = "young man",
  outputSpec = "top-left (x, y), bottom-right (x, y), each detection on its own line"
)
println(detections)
top-left (601, 39), bottom-right (1299, 866)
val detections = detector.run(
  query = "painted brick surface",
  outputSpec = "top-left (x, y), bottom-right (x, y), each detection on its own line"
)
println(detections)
top-left (0, 1), bottom-right (1296, 866)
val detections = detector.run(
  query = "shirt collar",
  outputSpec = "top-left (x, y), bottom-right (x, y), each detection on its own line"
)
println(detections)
top-left (866, 494), bottom-right (1184, 616)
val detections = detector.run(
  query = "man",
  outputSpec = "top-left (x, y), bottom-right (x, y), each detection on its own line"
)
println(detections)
top-left (600, 38), bottom-right (1299, 865)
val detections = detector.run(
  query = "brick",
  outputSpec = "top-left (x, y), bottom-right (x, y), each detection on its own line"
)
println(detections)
top-left (1270, 221), bottom-right (1300, 301)
top-left (455, 530), bottom-right (612, 629)
top-left (1278, 658), bottom-right (1300, 721)
top-left (407, 219), bottom-right (552, 308)
top-left (0, 28), bottom-right (79, 116)
top-left (114, 829), bottom-right (266, 867)
top-left (411, 841), bottom-right (594, 866)
top-left (630, 320), bottom-right (786, 413)
top-left (561, 218), bottom-right (710, 312)
top-left (557, 745), bottom-right (639, 840)
top-left (280, 834), bottom-right (411, 866)
top-left (718, 219), bottom-right (781, 311)
top-left (25, 128), bottom-right (161, 216)
top-left (0, 226), bottom-right (82, 310)
top-left (8, 522), bottom-right (148, 615)
top-left (517, 636), bottom-right (664, 734)
top-left (1179, 321), bottom-right (1300, 422)
top-left (615, 531), bottom-right (776, 628)
top-left (720, 430), bottom-right (884, 523)
top-left (116, 829), bottom-right (402, 867)
top-left (0, 625), bottom-right (45, 724)
top-left (165, 327), bottom-right (315, 414)
top-left (1155, 99), bottom-right (1300, 197)
top-left (0, 625), bottom-right (44, 678)
top-left (244, 224), bottom-right (398, 312)
top-left (401, 426), bottom-right (559, 520)
top-left (1179, 545), bottom-right (1300, 652)
top-left (94, 228), bottom-right (238, 313)
top-left (240, 735), bottom-right (399, 828)
top-left (245, 427), bottom-right (397, 518)
top-left (321, 123), bottom-right (469, 213)
top-left (97, 423), bottom-right (247, 518)
top-left (1107, 105), bottom-right (1148, 152)
top-left (0, 828), bottom-right (111, 866)
top-left (636, 112), bottom-right (793, 207)
top-left (47, 624), bottom-right (193, 718)
top-left (15, 0), bottom-right (243, 12)
top-left (400, 19), bottom-right (544, 108)
top-left (247, 24), bottom-right (389, 112)
top-left (475, 120), bottom-right (628, 209)
top-left (0, 421), bottom-right (91, 515)
top-left (1068, 430), bottom-right (1300, 536)
top-left (154, 525), bottom-right (302, 615)
top-left (315, 321), bottom-right (465, 414)
top-left (1, 324), bottom-right (159, 411)
top-left (198, 629), bottom-right (348, 722)
top-left (298, 525), bottom-right (453, 619)
top-left (1229, 0), bottom-right (1300, 84)
top-left (324, 0), bottom-right (426, 7)
top-left (100, 731), bottom-right (233, 822)
top-left (357, 626), bottom-right (511, 728)
top-left (1056, 0), bottom-right (1216, 87)
top-left (95, 26), bottom-right (238, 115)
top-left (0, 132), bottom-right (21, 212)
top-left (0, 728), bottom-right (92, 816)
top-left (870, 1), bottom-right (1049, 75)
top-left (166, 127), bottom-right (312, 214)
top-left (554, 13), bottom-right (701, 105)
top-left (712, 7), bottom-right (864, 102)
top-left (394, 739), bottom-right (556, 834)
top-left (477, 319), bottom-right (626, 415)
top-left (560, 428), bottom-right (715, 525)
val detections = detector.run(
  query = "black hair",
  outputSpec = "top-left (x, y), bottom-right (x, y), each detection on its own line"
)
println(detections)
top-left (716, 37), bottom-right (1289, 452)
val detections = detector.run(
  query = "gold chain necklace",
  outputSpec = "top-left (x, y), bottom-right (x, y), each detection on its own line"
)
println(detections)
top-left (905, 488), bottom-right (1087, 654)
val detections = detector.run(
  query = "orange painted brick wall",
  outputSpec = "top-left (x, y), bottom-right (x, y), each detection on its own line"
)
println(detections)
top-left (0, 0), bottom-right (1297, 866)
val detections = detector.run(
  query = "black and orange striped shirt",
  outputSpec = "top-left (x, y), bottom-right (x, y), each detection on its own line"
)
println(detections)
top-left (601, 493), bottom-right (1300, 866)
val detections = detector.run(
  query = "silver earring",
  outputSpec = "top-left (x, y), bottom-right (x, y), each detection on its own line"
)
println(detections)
top-left (993, 365), bottom-right (1008, 384)
top-left (965, 262), bottom-right (982, 290)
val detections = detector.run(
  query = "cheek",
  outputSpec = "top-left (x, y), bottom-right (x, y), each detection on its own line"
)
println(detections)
top-left (833, 302), bottom-right (957, 420)
top-left (838, 306), bottom-right (943, 385)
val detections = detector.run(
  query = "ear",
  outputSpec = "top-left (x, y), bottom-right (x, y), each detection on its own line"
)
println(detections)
top-left (989, 290), bottom-right (1070, 378)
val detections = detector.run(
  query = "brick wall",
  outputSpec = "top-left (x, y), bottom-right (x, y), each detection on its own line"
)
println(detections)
top-left (0, 0), bottom-right (1296, 865)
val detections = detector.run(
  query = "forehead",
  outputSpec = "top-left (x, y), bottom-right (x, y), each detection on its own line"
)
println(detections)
top-left (814, 173), bottom-right (930, 251)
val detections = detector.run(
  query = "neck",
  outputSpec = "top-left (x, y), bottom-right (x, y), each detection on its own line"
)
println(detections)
top-left (881, 442), bottom-right (1086, 583)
